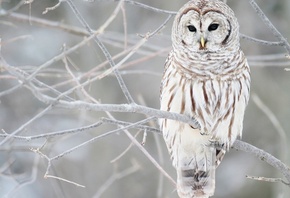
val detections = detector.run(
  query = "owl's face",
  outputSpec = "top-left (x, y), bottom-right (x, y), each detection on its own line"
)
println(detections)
top-left (172, 0), bottom-right (239, 53)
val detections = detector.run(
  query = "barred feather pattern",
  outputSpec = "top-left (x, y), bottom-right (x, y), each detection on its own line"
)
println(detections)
top-left (160, 49), bottom-right (250, 197)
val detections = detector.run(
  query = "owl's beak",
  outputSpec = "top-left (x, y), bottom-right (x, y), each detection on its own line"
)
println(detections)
top-left (200, 36), bottom-right (206, 48)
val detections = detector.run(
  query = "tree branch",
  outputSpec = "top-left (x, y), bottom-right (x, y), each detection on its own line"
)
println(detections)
top-left (55, 100), bottom-right (200, 129)
top-left (249, 0), bottom-right (290, 54)
top-left (65, 0), bottom-right (135, 104)
top-left (233, 140), bottom-right (290, 185)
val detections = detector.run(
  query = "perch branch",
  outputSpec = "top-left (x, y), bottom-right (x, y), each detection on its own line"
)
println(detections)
top-left (55, 100), bottom-right (200, 129)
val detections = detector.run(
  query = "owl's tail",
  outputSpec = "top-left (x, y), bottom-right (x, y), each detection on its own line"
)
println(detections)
top-left (176, 146), bottom-right (222, 198)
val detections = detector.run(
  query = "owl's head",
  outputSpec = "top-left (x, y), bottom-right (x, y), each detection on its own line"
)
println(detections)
top-left (172, 0), bottom-right (239, 53)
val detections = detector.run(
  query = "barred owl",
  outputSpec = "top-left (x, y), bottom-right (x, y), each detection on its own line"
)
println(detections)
top-left (160, 0), bottom-right (250, 197)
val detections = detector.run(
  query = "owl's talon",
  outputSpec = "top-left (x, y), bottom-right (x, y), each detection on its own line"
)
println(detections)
top-left (208, 139), bottom-right (225, 149)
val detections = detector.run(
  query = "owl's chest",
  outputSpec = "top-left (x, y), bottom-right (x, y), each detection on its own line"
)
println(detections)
top-left (162, 67), bottom-right (233, 116)
top-left (186, 78), bottom-right (231, 118)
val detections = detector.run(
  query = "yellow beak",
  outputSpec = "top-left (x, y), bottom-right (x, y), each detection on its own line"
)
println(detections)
top-left (200, 36), bottom-right (206, 48)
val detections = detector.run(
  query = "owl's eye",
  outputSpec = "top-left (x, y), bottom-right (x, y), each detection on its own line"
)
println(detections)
top-left (187, 25), bottom-right (196, 32)
top-left (208, 23), bottom-right (219, 31)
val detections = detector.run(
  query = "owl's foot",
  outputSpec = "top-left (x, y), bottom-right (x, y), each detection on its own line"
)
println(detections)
top-left (208, 139), bottom-right (224, 149)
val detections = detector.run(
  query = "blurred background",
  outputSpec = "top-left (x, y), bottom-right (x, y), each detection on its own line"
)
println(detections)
top-left (0, 0), bottom-right (289, 197)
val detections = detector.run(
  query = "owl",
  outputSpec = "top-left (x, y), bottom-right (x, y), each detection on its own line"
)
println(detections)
top-left (160, 0), bottom-right (250, 197)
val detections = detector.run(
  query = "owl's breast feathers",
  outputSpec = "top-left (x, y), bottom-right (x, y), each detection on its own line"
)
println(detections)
top-left (161, 49), bottom-right (250, 148)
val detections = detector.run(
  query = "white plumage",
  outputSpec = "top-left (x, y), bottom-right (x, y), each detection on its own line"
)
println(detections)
top-left (160, 0), bottom-right (250, 197)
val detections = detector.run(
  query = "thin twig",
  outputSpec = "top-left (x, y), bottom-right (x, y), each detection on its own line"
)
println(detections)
top-left (93, 161), bottom-right (140, 198)
top-left (146, 14), bottom-right (174, 38)
top-left (7, 12), bottom-right (89, 36)
top-left (102, 118), bottom-right (160, 134)
top-left (249, 0), bottom-right (290, 54)
top-left (121, 2), bottom-right (128, 49)
top-left (65, 0), bottom-right (135, 104)
top-left (49, 117), bottom-right (155, 161)
top-left (246, 175), bottom-right (290, 186)
top-left (55, 101), bottom-right (200, 129)
top-left (110, 131), bottom-right (141, 163)
top-left (240, 33), bottom-right (283, 46)
top-left (141, 129), bottom-right (147, 146)
top-left (123, 129), bottom-right (176, 185)
top-left (97, 0), bottom-right (176, 15)
top-left (27, 34), bottom-right (96, 81)
top-left (252, 94), bottom-right (288, 162)
top-left (0, 121), bottom-right (103, 140)
top-left (44, 175), bottom-right (85, 188)
top-left (233, 140), bottom-right (290, 184)
top-left (0, 105), bottom-right (53, 146)
top-left (136, 94), bottom-right (166, 197)
top-left (42, 0), bottom-right (63, 14)
top-left (249, 61), bottom-right (290, 67)
top-left (248, 53), bottom-right (288, 61)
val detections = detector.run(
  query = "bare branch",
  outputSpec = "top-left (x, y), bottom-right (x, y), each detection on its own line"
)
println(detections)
top-left (49, 117), bottom-right (156, 161)
top-left (246, 175), bottom-right (290, 186)
top-left (55, 101), bottom-right (200, 129)
top-left (0, 121), bottom-right (103, 140)
top-left (233, 140), bottom-right (290, 184)
top-left (252, 94), bottom-right (288, 162)
top-left (7, 12), bottom-right (89, 36)
top-left (93, 161), bottom-right (140, 198)
top-left (42, 0), bottom-right (63, 14)
top-left (249, 0), bottom-right (290, 54)
top-left (110, 131), bottom-right (141, 163)
top-left (102, 118), bottom-right (160, 134)
top-left (98, 0), bottom-right (176, 15)
top-left (1, 0), bottom-right (289, 197)
top-left (65, 0), bottom-right (135, 104)
top-left (44, 175), bottom-right (85, 188)
top-left (240, 33), bottom-right (284, 46)
top-left (0, 105), bottom-right (52, 146)
top-left (122, 129), bottom-right (176, 185)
